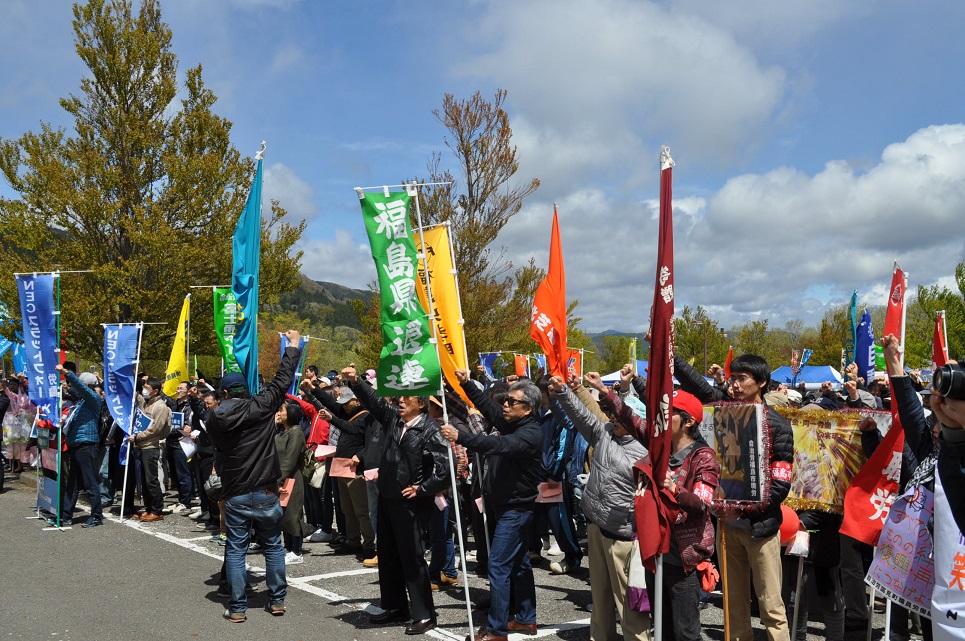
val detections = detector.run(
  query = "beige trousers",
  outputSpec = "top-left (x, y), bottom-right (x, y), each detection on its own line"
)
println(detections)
top-left (719, 523), bottom-right (789, 641)
top-left (587, 523), bottom-right (652, 641)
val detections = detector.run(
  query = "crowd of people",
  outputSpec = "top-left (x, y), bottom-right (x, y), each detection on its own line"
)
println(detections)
top-left (3, 329), bottom-right (965, 641)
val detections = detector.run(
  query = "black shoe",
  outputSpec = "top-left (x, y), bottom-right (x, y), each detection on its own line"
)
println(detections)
top-left (82, 517), bottom-right (103, 528)
top-left (333, 543), bottom-right (363, 555)
top-left (369, 608), bottom-right (409, 624)
top-left (405, 618), bottom-right (436, 635)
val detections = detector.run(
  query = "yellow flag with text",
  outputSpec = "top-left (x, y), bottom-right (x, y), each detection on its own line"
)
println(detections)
top-left (414, 225), bottom-right (471, 405)
top-left (164, 294), bottom-right (191, 396)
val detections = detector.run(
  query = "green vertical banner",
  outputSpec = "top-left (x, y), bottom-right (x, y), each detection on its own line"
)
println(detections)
top-left (358, 190), bottom-right (441, 396)
top-left (213, 287), bottom-right (243, 374)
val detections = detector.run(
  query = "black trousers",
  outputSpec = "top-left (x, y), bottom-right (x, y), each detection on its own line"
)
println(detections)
top-left (377, 496), bottom-right (434, 620)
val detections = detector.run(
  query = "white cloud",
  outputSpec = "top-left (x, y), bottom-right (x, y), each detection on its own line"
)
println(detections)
top-left (296, 230), bottom-right (376, 290)
top-left (454, 0), bottom-right (789, 193)
top-left (497, 125), bottom-right (965, 332)
top-left (263, 162), bottom-right (319, 223)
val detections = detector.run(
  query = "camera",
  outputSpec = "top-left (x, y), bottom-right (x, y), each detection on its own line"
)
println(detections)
top-left (932, 360), bottom-right (965, 401)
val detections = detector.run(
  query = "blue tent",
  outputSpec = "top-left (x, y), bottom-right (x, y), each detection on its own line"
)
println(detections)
top-left (770, 365), bottom-right (843, 389)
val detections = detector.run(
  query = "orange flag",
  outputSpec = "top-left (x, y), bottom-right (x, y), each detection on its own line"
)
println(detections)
top-left (530, 206), bottom-right (568, 377)
top-left (514, 354), bottom-right (530, 378)
top-left (723, 346), bottom-right (734, 378)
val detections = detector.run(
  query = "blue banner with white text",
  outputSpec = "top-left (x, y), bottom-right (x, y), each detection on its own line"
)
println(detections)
top-left (103, 324), bottom-right (139, 439)
top-left (16, 274), bottom-right (60, 426)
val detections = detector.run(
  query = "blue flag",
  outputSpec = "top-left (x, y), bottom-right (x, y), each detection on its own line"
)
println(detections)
top-left (479, 352), bottom-right (500, 378)
top-left (121, 409), bottom-right (155, 466)
top-left (0, 335), bottom-right (11, 358)
top-left (232, 152), bottom-right (264, 394)
top-left (855, 309), bottom-right (876, 385)
top-left (533, 353), bottom-right (547, 376)
top-left (103, 324), bottom-right (139, 440)
top-left (16, 274), bottom-right (60, 426)
top-left (279, 333), bottom-right (308, 395)
top-left (12, 332), bottom-right (27, 374)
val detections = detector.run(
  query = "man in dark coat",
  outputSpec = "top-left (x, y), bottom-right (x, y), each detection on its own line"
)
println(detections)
top-left (206, 329), bottom-right (300, 623)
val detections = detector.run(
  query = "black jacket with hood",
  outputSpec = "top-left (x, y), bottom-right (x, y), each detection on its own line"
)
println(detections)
top-left (206, 347), bottom-right (299, 499)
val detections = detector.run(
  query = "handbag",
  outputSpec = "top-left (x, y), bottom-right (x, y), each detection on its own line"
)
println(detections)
top-left (203, 466), bottom-right (223, 501)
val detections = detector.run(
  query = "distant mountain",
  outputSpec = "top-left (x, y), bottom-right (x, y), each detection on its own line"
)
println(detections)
top-left (589, 329), bottom-right (637, 338)
top-left (276, 275), bottom-right (375, 330)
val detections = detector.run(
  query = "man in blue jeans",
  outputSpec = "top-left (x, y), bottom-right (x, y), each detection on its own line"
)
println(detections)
top-left (441, 371), bottom-right (544, 641)
top-left (206, 329), bottom-right (301, 623)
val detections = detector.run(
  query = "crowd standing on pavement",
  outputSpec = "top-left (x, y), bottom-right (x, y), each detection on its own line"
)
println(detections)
top-left (3, 329), bottom-right (965, 641)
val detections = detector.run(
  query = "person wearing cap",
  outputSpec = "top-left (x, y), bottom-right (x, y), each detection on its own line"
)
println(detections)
top-left (205, 329), bottom-right (302, 623)
top-left (124, 377), bottom-right (172, 523)
top-left (313, 385), bottom-right (377, 559)
top-left (672, 350), bottom-right (793, 641)
top-left (549, 372), bottom-right (652, 641)
top-left (55, 363), bottom-right (106, 528)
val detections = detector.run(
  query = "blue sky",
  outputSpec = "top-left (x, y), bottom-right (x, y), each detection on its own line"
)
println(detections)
top-left (3, 0), bottom-right (965, 333)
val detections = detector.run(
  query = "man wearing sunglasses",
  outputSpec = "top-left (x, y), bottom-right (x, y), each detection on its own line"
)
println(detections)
top-left (440, 371), bottom-right (543, 641)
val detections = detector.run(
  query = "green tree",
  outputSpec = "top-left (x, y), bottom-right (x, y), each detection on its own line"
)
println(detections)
top-left (0, 0), bottom-right (303, 363)
top-left (673, 306), bottom-right (728, 373)
top-left (412, 90), bottom-right (543, 363)
top-left (906, 258), bottom-right (965, 366)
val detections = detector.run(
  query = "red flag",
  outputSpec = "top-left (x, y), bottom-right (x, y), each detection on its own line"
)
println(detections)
top-left (723, 347), bottom-right (734, 379)
top-left (840, 381), bottom-right (904, 545)
top-left (514, 354), bottom-right (530, 378)
top-left (530, 207), bottom-right (568, 377)
top-left (933, 312), bottom-right (949, 368)
top-left (635, 146), bottom-right (679, 572)
top-left (567, 349), bottom-right (583, 378)
top-left (883, 264), bottom-right (905, 340)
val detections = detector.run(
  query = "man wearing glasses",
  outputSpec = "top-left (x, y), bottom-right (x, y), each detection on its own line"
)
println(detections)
top-left (441, 371), bottom-right (543, 641)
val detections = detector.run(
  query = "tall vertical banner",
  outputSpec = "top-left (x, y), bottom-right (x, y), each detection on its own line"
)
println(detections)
top-left (15, 274), bottom-right (60, 426)
top-left (104, 324), bottom-right (139, 464)
top-left (213, 287), bottom-right (243, 374)
top-left (933, 311), bottom-right (949, 368)
top-left (636, 146), bottom-right (678, 571)
top-left (848, 289), bottom-right (859, 364)
top-left (533, 353), bottom-right (547, 377)
top-left (12, 339), bottom-right (27, 375)
top-left (358, 190), bottom-right (441, 395)
top-left (232, 149), bottom-right (264, 393)
top-left (530, 206), bottom-right (569, 377)
top-left (163, 294), bottom-right (190, 396)
top-left (855, 309), bottom-right (876, 384)
top-left (415, 224), bottom-right (471, 404)
top-left (279, 333), bottom-right (308, 395)
top-left (478, 352), bottom-right (500, 379)
top-left (514, 354), bottom-right (530, 378)
top-left (567, 349), bottom-right (583, 378)
top-left (883, 263), bottom-right (906, 341)
top-left (841, 266), bottom-right (907, 545)
top-left (724, 346), bottom-right (734, 379)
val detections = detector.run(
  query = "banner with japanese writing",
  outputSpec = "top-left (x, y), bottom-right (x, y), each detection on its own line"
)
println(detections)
top-left (358, 190), bottom-right (440, 396)
top-left (213, 287), bottom-right (242, 374)
top-left (15, 274), bottom-right (60, 426)
top-left (866, 482), bottom-right (935, 619)
top-left (696, 404), bottom-right (767, 510)
top-left (779, 407), bottom-right (884, 513)
top-left (103, 324), bottom-right (139, 438)
top-left (414, 224), bottom-right (471, 404)
top-left (163, 294), bottom-right (190, 396)
top-left (933, 472), bottom-right (965, 637)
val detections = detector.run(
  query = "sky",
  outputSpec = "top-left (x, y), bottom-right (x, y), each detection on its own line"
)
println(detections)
top-left (2, 0), bottom-right (965, 334)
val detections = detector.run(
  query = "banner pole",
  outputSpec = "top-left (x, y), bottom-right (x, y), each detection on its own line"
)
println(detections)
top-left (119, 323), bottom-right (144, 521)
top-left (409, 181), bottom-right (475, 641)
top-left (54, 272), bottom-right (64, 529)
top-left (791, 554), bottom-right (804, 640)
top-left (185, 294), bottom-right (191, 382)
top-left (721, 526), bottom-right (730, 641)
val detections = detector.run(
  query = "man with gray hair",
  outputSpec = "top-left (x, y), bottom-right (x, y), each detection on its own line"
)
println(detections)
top-left (440, 371), bottom-right (543, 641)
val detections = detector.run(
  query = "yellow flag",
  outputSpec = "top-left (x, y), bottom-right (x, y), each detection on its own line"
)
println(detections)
top-left (414, 225), bottom-right (471, 405)
top-left (164, 294), bottom-right (191, 396)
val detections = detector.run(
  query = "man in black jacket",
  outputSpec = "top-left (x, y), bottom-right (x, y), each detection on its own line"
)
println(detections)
top-left (440, 370), bottom-right (543, 641)
top-left (342, 364), bottom-right (449, 636)
top-left (673, 353), bottom-right (793, 641)
top-left (206, 329), bottom-right (300, 623)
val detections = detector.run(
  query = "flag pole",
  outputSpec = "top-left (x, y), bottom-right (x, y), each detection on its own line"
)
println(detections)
top-left (899, 267), bottom-right (908, 369)
top-left (185, 293), bottom-right (191, 384)
top-left (119, 323), bottom-right (144, 521)
top-left (408, 181), bottom-right (475, 641)
top-left (53, 272), bottom-right (66, 529)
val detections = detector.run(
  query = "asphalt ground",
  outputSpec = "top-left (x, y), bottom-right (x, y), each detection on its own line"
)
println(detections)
top-left (0, 472), bottom-right (900, 641)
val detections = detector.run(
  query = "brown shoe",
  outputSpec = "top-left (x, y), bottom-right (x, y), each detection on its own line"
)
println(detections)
top-left (437, 572), bottom-right (459, 586)
top-left (140, 513), bottom-right (163, 522)
top-left (466, 628), bottom-right (507, 641)
top-left (508, 619), bottom-right (537, 635)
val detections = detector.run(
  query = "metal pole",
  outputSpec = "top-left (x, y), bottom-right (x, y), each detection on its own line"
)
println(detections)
top-left (119, 323), bottom-right (144, 521)
top-left (721, 526), bottom-right (730, 641)
top-left (409, 181), bottom-right (475, 641)
top-left (54, 273), bottom-right (64, 529)
top-left (791, 554), bottom-right (805, 640)
top-left (654, 554), bottom-right (664, 641)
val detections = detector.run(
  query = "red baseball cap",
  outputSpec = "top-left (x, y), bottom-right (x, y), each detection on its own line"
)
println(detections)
top-left (672, 390), bottom-right (704, 421)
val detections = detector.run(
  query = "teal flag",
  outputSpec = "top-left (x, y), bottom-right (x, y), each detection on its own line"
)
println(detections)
top-left (232, 152), bottom-right (264, 392)
top-left (358, 190), bottom-right (441, 396)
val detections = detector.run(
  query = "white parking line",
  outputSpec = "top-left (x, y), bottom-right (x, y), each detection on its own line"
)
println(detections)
top-left (292, 568), bottom-right (378, 582)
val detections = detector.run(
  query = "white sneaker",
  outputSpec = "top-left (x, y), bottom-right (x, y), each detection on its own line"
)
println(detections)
top-left (547, 542), bottom-right (563, 556)
top-left (170, 503), bottom-right (189, 514)
top-left (308, 528), bottom-right (333, 543)
top-left (284, 552), bottom-right (304, 565)
top-left (541, 536), bottom-right (551, 551)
